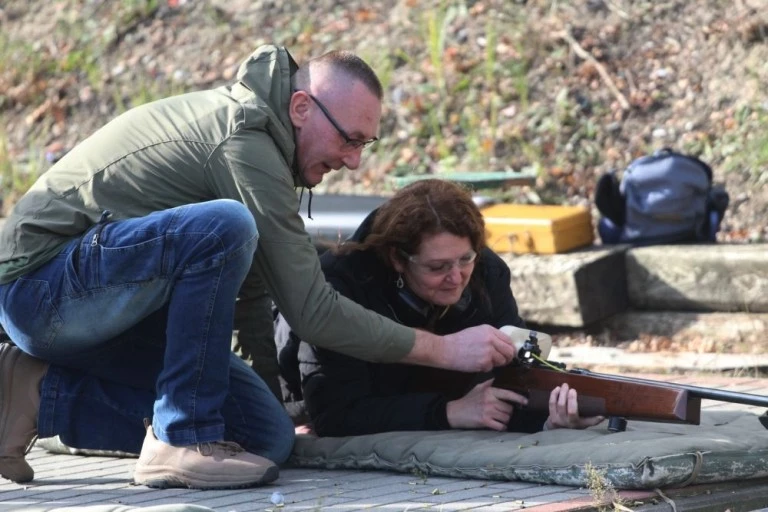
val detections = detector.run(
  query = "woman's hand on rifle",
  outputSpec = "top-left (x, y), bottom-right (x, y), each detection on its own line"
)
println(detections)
top-left (446, 379), bottom-right (528, 431)
top-left (543, 383), bottom-right (605, 431)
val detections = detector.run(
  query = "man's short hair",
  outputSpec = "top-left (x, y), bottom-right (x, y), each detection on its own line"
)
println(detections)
top-left (294, 51), bottom-right (383, 100)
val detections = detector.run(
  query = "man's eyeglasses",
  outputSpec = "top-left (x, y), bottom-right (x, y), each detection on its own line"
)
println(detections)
top-left (399, 249), bottom-right (478, 276)
top-left (303, 92), bottom-right (379, 151)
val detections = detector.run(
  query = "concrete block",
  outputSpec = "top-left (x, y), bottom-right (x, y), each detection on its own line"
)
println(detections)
top-left (626, 244), bottom-right (768, 312)
top-left (502, 246), bottom-right (629, 327)
top-left (604, 311), bottom-right (768, 347)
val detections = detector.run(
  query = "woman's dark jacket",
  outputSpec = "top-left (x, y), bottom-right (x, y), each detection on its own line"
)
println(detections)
top-left (276, 210), bottom-right (543, 437)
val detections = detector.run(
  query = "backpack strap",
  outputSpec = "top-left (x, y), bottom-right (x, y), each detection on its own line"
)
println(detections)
top-left (655, 147), bottom-right (713, 182)
top-left (705, 185), bottom-right (730, 241)
top-left (594, 171), bottom-right (625, 226)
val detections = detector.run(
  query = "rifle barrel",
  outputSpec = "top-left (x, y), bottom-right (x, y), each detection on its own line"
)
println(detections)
top-left (571, 369), bottom-right (768, 409)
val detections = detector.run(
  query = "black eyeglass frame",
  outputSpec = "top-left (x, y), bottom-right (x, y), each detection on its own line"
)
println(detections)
top-left (301, 92), bottom-right (379, 151)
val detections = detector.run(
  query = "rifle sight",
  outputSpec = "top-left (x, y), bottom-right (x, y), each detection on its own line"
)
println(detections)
top-left (517, 331), bottom-right (541, 366)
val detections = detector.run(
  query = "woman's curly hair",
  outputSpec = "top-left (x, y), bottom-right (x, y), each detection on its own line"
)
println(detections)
top-left (340, 179), bottom-right (486, 269)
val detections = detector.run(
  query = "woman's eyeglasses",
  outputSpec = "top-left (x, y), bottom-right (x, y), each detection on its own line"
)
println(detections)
top-left (400, 250), bottom-right (477, 276)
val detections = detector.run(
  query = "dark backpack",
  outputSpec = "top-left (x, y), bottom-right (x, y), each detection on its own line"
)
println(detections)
top-left (595, 149), bottom-right (729, 246)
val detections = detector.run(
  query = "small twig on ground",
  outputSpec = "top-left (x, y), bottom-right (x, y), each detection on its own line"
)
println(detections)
top-left (624, 68), bottom-right (637, 96)
top-left (655, 488), bottom-right (678, 512)
top-left (558, 26), bottom-right (631, 111)
top-left (605, 0), bottom-right (630, 20)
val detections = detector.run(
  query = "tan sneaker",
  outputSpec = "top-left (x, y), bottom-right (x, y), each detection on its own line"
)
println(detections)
top-left (133, 424), bottom-right (279, 489)
top-left (0, 343), bottom-right (49, 483)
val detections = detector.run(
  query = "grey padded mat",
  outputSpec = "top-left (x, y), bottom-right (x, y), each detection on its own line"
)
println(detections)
top-left (290, 411), bottom-right (768, 489)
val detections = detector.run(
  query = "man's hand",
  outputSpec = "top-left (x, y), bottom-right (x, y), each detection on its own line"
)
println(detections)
top-left (439, 325), bottom-right (517, 372)
top-left (542, 383), bottom-right (605, 430)
top-left (446, 379), bottom-right (528, 430)
top-left (402, 325), bottom-right (516, 372)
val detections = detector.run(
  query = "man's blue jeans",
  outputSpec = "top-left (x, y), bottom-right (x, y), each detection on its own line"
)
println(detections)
top-left (0, 200), bottom-right (294, 463)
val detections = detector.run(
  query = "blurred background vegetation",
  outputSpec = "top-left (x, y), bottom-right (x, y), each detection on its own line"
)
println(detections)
top-left (1, 0), bottom-right (766, 238)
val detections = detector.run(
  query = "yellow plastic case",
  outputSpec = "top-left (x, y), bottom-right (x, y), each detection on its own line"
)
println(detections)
top-left (481, 204), bottom-right (594, 254)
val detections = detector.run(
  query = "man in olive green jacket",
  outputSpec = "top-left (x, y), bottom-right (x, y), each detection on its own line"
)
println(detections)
top-left (0, 46), bottom-right (518, 489)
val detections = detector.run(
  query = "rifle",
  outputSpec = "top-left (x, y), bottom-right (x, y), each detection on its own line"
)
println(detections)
top-left (498, 331), bottom-right (768, 432)
top-left (413, 329), bottom-right (768, 432)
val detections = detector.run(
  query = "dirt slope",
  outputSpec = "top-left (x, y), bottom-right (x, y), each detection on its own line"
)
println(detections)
top-left (1, 0), bottom-right (767, 235)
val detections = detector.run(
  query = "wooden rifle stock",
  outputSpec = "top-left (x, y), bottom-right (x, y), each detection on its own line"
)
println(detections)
top-left (412, 363), bottom-right (768, 431)
top-left (499, 330), bottom-right (768, 429)
top-left (493, 365), bottom-right (701, 425)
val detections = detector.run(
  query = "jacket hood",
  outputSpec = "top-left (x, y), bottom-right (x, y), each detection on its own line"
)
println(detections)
top-left (350, 209), bottom-right (378, 243)
top-left (230, 45), bottom-right (300, 178)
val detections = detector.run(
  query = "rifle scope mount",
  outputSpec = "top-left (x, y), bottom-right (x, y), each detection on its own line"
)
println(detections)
top-left (517, 331), bottom-right (541, 367)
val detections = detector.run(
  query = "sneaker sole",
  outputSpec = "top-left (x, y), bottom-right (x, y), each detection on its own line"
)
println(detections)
top-left (134, 464), bottom-right (279, 490)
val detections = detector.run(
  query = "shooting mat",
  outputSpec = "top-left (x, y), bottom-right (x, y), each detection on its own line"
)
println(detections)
top-left (290, 410), bottom-right (768, 489)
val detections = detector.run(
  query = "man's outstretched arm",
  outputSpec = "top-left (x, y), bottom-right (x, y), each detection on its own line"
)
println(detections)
top-left (401, 325), bottom-right (517, 373)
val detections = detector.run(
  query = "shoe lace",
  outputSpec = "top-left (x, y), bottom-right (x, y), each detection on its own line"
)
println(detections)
top-left (196, 440), bottom-right (245, 457)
